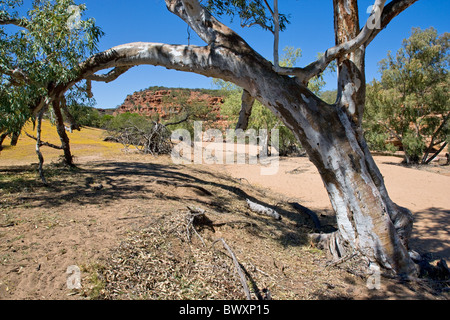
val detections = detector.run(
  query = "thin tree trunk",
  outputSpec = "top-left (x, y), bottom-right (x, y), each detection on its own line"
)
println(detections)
top-left (10, 131), bottom-right (20, 146)
top-left (422, 113), bottom-right (450, 164)
top-left (0, 132), bottom-right (8, 151)
top-left (424, 142), bottom-right (448, 165)
top-left (35, 108), bottom-right (48, 185)
top-left (52, 99), bottom-right (74, 167)
top-left (236, 90), bottom-right (255, 130)
top-left (273, 0), bottom-right (279, 70)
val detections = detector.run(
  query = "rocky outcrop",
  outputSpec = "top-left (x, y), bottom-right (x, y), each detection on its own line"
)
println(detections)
top-left (115, 88), bottom-right (229, 130)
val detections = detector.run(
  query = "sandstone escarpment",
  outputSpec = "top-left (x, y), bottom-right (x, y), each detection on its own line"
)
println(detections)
top-left (115, 87), bottom-right (229, 130)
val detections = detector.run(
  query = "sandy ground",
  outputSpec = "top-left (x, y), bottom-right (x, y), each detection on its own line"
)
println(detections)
top-left (216, 155), bottom-right (450, 265)
top-left (0, 149), bottom-right (449, 300)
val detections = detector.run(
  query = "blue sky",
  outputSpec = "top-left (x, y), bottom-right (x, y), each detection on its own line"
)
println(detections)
top-left (82, 0), bottom-right (450, 109)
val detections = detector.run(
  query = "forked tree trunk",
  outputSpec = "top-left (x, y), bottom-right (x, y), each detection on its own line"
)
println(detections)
top-left (35, 108), bottom-right (48, 185)
top-left (256, 76), bottom-right (416, 276)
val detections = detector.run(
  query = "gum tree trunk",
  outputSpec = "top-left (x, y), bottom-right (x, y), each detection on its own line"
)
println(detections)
top-left (253, 73), bottom-right (416, 275)
top-left (52, 99), bottom-right (74, 167)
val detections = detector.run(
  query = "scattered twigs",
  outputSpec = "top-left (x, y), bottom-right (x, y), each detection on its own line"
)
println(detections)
top-left (246, 199), bottom-right (281, 220)
top-left (186, 206), bottom-right (210, 246)
top-left (184, 207), bottom-right (261, 300)
top-left (324, 251), bottom-right (359, 270)
top-left (117, 215), bottom-right (148, 221)
top-left (108, 121), bottom-right (173, 155)
top-left (212, 220), bottom-right (255, 228)
top-left (213, 238), bottom-right (252, 300)
top-left (286, 166), bottom-right (305, 174)
top-left (0, 222), bottom-right (16, 228)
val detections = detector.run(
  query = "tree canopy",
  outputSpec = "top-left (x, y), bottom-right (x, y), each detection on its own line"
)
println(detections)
top-left (0, 0), bottom-right (103, 142)
top-left (365, 27), bottom-right (449, 164)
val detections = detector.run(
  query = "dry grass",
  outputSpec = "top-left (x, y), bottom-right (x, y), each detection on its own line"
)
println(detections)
top-left (85, 212), bottom-right (247, 300)
top-left (0, 120), bottom-right (123, 166)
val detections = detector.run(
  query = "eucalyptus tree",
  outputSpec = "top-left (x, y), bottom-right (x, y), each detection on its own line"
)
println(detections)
top-left (0, 0), bottom-right (103, 165)
top-left (365, 27), bottom-right (449, 164)
top-left (8, 0), bottom-right (423, 276)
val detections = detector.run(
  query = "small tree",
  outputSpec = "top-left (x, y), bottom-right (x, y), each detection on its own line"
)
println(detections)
top-left (0, 0), bottom-right (103, 167)
top-left (160, 88), bottom-right (217, 136)
top-left (104, 113), bottom-right (173, 155)
top-left (365, 27), bottom-right (449, 164)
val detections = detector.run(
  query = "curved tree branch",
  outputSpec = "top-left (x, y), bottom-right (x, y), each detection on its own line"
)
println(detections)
top-left (86, 66), bottom-right (134, 83)
top-left (166, 0), bottom-right (266, 59)
top-left (0, 17), bottom-right (28, 28)
top-left (276, 0), bottom-right (418, 84)
top-left (365, 0), bottom-right (419, 46)
top-left (1, 67), bottom-right (34, 86)
top-left (79, 43), bottom-right (229, 81)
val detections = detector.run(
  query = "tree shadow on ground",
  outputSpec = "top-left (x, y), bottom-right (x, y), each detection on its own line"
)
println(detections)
top-left (410, 207), bottom-right (450, 263)
top-left (0, 160), bottom-right (330, 249)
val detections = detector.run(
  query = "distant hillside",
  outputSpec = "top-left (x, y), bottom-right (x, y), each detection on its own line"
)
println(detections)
top-left (95, 108), bottom-right (116, 116)
top-left (115, 87), bottom-right (229, 129)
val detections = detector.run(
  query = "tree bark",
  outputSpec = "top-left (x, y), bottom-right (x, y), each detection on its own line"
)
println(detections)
top-left (10, 131), bottom-right (20, 146)
top-left (52, 99), bottom-right (74, 167)
top-left (236, 90), bottom-right (255, 130)
top-left (35, 108), bottom-right (48, 185)
top-left (327, 0), bottom-right (415, 274)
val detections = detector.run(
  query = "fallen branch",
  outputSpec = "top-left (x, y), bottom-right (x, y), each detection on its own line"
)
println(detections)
top-left (213, 238), bottom-right (252, 300)
top-left (186, 206), bottom-right (216, 246)
top-left (324, 251), bottom-right (358, 269)
top-left (0, 222), bottom-right (16, 228)
top-left (246, 199), bottom-right (281, 220)
top-left (212, 221), bottom-right (256, 228)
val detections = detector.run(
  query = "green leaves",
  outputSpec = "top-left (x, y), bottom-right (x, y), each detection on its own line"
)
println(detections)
top-left (0, 0), bottom-right (103, 134)
top-left (365, 27), bottom-right (449, 164)
top-left (204, 0), bottom-right (290, 33)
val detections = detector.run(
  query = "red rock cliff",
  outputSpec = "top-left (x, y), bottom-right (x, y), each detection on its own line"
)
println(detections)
top-left (114, 88), bottom-right (229, 130)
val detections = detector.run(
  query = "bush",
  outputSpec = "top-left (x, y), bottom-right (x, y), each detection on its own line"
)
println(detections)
top-left (104, 113), bottom-right (172, 155)
top-left (402, 132), bottom-right (426, 164)
top-left (68, 104), bottom-right (102, 128)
